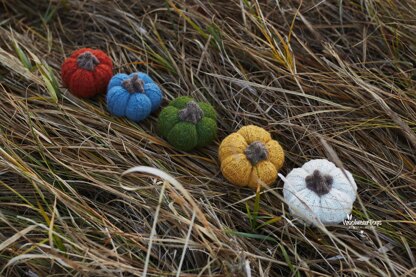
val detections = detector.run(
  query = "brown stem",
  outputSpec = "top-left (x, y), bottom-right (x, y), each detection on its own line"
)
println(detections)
top-left (122, 74), bottom-right (144, 93)
top-left (245, 141), bottom-right (268, 165)
top-left (178, 101), bottom-right (204, 124)
top-left (305, 170), bottom-right (333, 196)
top-left (77, 51), bottom-right (100, 71)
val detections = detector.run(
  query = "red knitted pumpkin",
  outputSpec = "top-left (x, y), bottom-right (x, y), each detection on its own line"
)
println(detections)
top-left (61, 48), bottom-right (113, 98)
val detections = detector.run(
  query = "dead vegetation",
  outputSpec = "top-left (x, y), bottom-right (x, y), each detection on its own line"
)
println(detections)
top-left (0, 0), bottom-right (415, 276)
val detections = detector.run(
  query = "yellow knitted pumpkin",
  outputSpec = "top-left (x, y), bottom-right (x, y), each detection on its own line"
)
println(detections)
top-left (219, 125), bottom-right (285, 189)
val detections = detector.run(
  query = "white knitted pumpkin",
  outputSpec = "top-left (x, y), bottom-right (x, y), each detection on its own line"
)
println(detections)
top-left (282, 159), bottom-right (357, 225)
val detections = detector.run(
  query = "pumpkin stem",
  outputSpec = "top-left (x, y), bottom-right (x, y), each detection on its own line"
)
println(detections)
top-left (178, 101), bottom-right (204, 124)
top-left (122, 74), bottom-right (144, 93)
top-left (306, 170), bottom-right (333, 196)
top-left (77, 51), bottom-right (100, 71)
top-left (245, 141), bottom-right (268, 165)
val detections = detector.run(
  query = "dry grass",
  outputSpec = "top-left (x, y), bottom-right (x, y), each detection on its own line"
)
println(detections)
top-left (0, 0), bottom-right (415, 276)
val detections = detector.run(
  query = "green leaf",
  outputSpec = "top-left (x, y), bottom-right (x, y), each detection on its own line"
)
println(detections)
top-left (12, 40), bottom-right (32, 70)
top-left (36, 62), bottom-right (60, 102)
top-left (255, 216), bottom-right (282, 230)
top-left (207, 23), bottom-right (222, 49)
top-left (279, 244), bottom-right (300, 276)
top-left (245, 201), bottom-right (252, 228)
top-left (226, 229), bottom-right (277, 243)
top-left (42, 2), bottom-right (61, 24)
top-left (45, 63), bottom-right (60, 96)
top-left (38, 66), bottom-right (58, 102)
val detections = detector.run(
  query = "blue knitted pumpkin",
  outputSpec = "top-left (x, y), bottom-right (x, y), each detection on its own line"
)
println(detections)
top-left (106, 72), bottom-right (163, 122)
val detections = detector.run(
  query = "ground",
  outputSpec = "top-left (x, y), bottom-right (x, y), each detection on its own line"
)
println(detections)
top-left (0, 0), bottom-right (415, 276)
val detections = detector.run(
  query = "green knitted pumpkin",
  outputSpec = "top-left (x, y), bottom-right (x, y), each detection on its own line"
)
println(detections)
top-left (158, 96), bottom-right (217, 151)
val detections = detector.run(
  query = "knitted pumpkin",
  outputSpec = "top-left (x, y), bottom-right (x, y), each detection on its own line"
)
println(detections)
top-left (157, 96), bottom-right (217, 151)
top-left (219, 125), bottom-right (284, 189)
top-left (61, 48), bottom-right (113, 98)
top-left (282, 159), bottom-right (357, 225)
top-left (106, 72), bottom-right (163, 122)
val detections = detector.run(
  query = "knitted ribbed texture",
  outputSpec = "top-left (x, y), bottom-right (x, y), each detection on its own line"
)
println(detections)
top-left (61, 48), bottom-right (113, 98)
top-left (157, 96), bottom-right (217, 151)
top-left (282, 159), bottom-right (357, 225)
top-left (106, 72), bottom-right (163, 122)
top-left (219, 125), bottom-right (285, 189)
